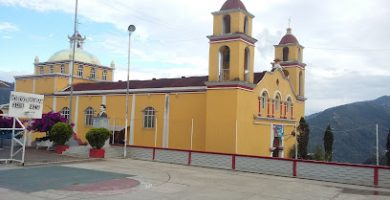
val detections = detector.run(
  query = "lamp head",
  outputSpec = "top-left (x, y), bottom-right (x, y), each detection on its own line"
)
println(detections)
top-left (128, 25), bottom-right (136, 33)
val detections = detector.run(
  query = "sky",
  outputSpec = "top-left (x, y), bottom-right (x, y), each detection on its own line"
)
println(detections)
top-left (0, 0), bottom-right (389, 115)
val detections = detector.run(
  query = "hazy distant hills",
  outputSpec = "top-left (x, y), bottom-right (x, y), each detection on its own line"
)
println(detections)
top-left (307, 96), bottom-right (390, 164)
top-left (0, 81), bottom-right (13, 105)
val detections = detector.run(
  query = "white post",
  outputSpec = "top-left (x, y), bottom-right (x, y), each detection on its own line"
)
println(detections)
top-left (112, 118), bottom-right (116, 145)
top-left (10, 118), bottom-right (16, 159)
top-left (190, 118), bottom-right (194, 150)
top-left (376, 124), bottom-right (379, 166)
top-left (295, 125), bottom-right (298, 159)
top-left (124, 119), bottom-right (128, 158)
top-left (235, 119), bottom-right (238, 154)
top-left (21, 128), bottom-right (27, 165)
top-left (154, 118), bottom-right (158, 147)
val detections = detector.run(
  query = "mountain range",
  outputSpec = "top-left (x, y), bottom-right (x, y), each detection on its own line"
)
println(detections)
top-left (306, 96), bottom-right (390, 164)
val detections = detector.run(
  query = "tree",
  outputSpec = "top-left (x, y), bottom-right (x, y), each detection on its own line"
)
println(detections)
top-left (386, 129), bottom-right (390, 166)
top-left (323, 125), bottom-right (334, 162)
top-left (312, 145), bottom-right (324, 161)
top-left (297, 117), bottom-right (310, 159)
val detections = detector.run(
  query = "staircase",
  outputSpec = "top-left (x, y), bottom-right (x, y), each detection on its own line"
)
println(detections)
top-left (63, 146), bottom-right (89, 158)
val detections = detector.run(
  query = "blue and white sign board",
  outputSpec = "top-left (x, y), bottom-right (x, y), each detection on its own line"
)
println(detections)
top-left (8, 91), bottom-right (44, 119)
top-left (273, 124), bottom-right (284, 137)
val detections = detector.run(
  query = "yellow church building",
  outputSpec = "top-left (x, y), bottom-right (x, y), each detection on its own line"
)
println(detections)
top-left (14, 0), bottom-right (306, 158)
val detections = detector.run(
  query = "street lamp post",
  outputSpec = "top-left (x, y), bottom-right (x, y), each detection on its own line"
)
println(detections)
top-left (124, 25), bottom-right (136, 158)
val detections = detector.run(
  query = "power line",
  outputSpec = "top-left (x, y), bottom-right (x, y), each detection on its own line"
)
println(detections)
top-left (306, 46), bottom-right (390, 52)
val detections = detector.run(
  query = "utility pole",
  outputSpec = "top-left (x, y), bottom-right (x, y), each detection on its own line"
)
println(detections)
top-left (376, 124), bottom-right (379, 166)
top-left (68, 0), bottom-right (78, 125)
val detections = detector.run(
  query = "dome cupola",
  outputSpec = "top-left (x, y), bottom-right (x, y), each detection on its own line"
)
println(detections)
top-left (220, 0), bottom-right (247, 11)
top-left (279, 28), bottom-right (299, 45)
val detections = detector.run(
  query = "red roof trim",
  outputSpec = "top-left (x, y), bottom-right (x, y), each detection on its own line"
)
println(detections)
top-left (207, 84), bottom-right (254, 91)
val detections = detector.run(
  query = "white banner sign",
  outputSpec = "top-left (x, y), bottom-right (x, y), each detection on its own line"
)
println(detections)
top-left (9, 92), bottom-right (44, 119)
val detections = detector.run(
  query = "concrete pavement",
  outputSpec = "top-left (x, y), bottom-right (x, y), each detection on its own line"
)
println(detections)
top-left (1, 158), bottom-right (390, 200)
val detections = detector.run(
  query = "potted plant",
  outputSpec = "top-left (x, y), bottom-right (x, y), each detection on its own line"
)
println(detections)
top-left (49, 122), bottom-right (73, 154)
top-left (86, 128), bottom-right (111, 158)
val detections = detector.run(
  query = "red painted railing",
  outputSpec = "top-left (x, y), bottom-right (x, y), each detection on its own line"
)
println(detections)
top-left (120, 144), bottom-right (390, 187)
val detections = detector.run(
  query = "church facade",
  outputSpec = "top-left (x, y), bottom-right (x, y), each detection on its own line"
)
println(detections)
top-left (14, 0), bottom-right (306, 158)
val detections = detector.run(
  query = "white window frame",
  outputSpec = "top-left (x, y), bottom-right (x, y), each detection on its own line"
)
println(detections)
top-left (60, 64), bottom-right (65, 74)
top-left (143, 107), bottom-right (155, 128)
top-left (61, 107), bottom-right (70, 120)
top-left (102, 70), bottom-right (107, 80)
top-left (90, 67), bottom-right (96, 79)
top-left (85, 107), bottom-right (95, 126)
top-left (78, 65), bottom-right (83, 77)
top-left (49, 65), bottom-right (54, 74)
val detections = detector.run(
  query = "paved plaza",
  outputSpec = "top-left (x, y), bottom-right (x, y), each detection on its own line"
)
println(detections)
top-left (0, 158), bottom-right (390, 200)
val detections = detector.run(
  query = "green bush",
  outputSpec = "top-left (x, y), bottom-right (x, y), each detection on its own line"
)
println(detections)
top-left (49, 122), bottom-right (73, 145)
top-left (86, 128), bottom-right (111, 149)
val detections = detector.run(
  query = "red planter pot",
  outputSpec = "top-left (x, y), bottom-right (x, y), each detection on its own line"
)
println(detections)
top-left (55, 145), bottom-right (69, 154)
top-left (90, 149), bottom-right (105, 158)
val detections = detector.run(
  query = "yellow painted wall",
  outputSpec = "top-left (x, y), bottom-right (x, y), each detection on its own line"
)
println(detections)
top-left (132, 94), bottom-right (165, 147)
top-left (15, 79), bottom-right (33, 93)
top-left (205, 89), bottom-right (238, 154)
top-left (76, 96), bottom-right (102, 141)
top-left (169, 93), bottom-right (206, 151)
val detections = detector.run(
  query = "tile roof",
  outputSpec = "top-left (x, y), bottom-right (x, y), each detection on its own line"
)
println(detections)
top-left (220, 0), bottom-right (247, 11)
top-left (67, 72), bottom-right (266, 92)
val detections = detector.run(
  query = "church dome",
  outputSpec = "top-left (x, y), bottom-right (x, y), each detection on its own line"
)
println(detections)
top-left (220, 0), bottom-right (247, 11)
top-left (279, 28), bottom-right (299, 45)
top-left (48, 48), bottom-right (101, 65)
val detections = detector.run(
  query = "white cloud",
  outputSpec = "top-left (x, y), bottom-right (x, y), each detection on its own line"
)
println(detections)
top-left (0, 22), bottom-right (18, 32)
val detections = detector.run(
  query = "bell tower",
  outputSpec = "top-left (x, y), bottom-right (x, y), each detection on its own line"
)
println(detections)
top-left (274, 27), bottom-right (306, 98)
top-left (208, 0), bottom-right (257, 83)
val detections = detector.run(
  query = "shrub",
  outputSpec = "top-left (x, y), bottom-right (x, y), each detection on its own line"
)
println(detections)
top-left (49, 122), bottom-right (73, 145)
top-left (86, 128), bottom-right (111, 149)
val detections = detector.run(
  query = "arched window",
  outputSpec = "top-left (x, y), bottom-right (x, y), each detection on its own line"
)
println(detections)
top-left (286, 97), bottom-right (292, 113)
top-left (219, 46), bottom-right (230, 81)
top-left (299, 71), bottom-right (303, 96)
top-left (84, 107), bottom-right (95, 126)
top-left (244, 16), bottom-right (248, 33)
top-left (275, 94), bottom-right (281, 112)
top-left (222, 15), bottom-right (231, 34)
top-left (61, 107), bottom-right (70, 120)
top-left (244, 48), bottom-right (250, 81)
top-left (90, 68), bottom-right (96, 79)
top-left (143, 107), bottom-right (155, 128)
top-left (261, 91), bottom-right (268, 109)
top-left (283, 47), bottom-right (289, 61)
